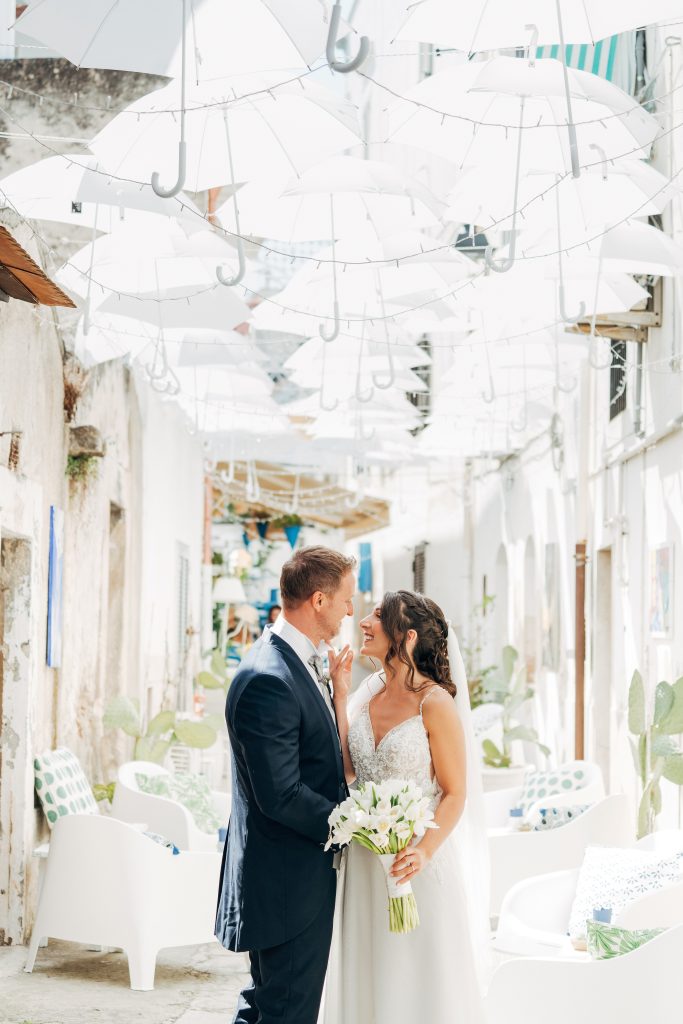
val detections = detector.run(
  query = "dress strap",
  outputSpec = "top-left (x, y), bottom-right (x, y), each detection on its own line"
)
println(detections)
top-left (419, 687), bottom-right (438, 716)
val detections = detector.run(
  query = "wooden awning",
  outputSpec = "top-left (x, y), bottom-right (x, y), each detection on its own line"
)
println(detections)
top-left (212, 461), bottom-right (390, 539)
top-left (0, 227), bottom-right (75, 307)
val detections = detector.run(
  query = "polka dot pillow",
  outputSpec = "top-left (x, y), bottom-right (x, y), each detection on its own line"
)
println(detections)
top-left (34, 748), bottom-right (99, 828)
top-left (519, 765), bottom-right (587, 815)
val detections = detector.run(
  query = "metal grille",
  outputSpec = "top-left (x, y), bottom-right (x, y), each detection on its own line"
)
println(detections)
top-left (609, 340), bottom-right (627, 420)
top-left (412, 543), bottom-right (427, 594)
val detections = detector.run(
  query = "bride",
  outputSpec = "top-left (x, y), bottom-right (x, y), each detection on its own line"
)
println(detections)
top-left (323, 589), bottom-right (489, 1024)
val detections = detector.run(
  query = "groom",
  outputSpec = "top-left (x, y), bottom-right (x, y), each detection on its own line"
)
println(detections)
top-left (215, 546), bottom-right (355, 1024)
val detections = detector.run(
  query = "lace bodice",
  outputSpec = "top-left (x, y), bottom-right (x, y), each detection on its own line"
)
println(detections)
top-left (348, 696), bottom-right (442, 811)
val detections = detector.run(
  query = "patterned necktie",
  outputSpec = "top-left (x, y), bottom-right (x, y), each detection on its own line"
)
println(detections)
top-left (308, 654), bottom-right (336, 720)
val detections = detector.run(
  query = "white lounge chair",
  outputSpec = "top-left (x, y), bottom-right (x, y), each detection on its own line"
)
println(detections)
top-left (495, 833), bottom-right (683, 955)
top-left (484, 759), bottom-right (605, 829)
top-left (25, 814), bottom-right (220, 990)
top-left (485, 924), bottom-right (683, 1024)
top-left (489, 793), bottom-right (632, 918)
top-left (111, 760), bottom-right (230, 852)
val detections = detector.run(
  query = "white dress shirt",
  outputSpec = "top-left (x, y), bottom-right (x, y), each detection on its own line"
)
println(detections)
top-left (269, 613), bottom-right (328, 686)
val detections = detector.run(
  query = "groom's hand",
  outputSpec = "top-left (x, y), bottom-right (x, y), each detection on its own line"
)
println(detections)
top-left (328, 644), bottom-right (353, 702)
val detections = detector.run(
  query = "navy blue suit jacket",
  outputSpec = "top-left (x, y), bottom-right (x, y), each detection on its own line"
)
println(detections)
top-left (215, 629), bottom-right (347, 952)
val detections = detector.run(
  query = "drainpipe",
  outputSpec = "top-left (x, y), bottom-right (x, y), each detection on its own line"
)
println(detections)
top-left (574, 541), bottom-right (588, 759)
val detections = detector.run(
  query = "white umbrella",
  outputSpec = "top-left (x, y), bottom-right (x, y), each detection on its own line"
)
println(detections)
top-left (14, 0), bottom-right (330, 77)
top-left (397, 0), bottom-right (673, 177)
top-left (14, 0), bottom-right (353, 199)
top-left (445, 159), bottom-right (679, 239)
top-left (386, 58), bottom-right (657, 277)
top-left (99, 283), bottom-right (252, 331)
top-left (90, 76), bottom-right (362, 194)
top-left (385, 57), bottom-right (657, 175)
top-left (0, 154), bottom-right (203, 231)
top-left (217, 157), bottom-right (442, 243)
top-left (528, 220), bottom-right (683, 278)
top-left (397, 0), bottom-right (683, 51)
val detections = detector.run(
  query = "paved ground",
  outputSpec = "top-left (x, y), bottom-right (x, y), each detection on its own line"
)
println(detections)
top-left (0, 940), bottom-right (248, 1024)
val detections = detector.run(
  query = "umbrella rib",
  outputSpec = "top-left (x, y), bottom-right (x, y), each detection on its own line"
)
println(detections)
top-left (78, 1), bottom-right (124, 69)
top-left (243, 94), bottom-right (301, 178)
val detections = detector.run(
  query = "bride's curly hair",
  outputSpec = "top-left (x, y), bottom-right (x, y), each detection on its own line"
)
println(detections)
top-left (379, 590), bottom-right (456, 698)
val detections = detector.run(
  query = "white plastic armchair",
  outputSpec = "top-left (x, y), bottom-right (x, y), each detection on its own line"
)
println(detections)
top-left (489, 794), bottom-right (632, 918)
top-left (484, 759), bottom-right (605, 829)
top-left (485, 925), bottom-right (683, 1024)
top-left (495, 828), bottom-right (683, 955)
top-left (25, 813), bottom-right (221, 990)
top-left (111, 760), bottom-right (230, 852)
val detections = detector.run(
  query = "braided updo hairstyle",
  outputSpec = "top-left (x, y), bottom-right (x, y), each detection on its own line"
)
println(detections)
top-left (379, 590), bottom-right (456, 698)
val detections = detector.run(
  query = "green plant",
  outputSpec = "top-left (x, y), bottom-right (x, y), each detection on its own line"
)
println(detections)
top-left (104, 697), bottom-right (218, 764)
top-left (628, 670), bottom-right (683, 839)
top-left (481, 645), bottom-right (551, 768)
top-left (65, 453), bottom-right (99, 482)
top-left (196, 649), bottom-right (231, 694)
top-left (92, 781), bottom-right (116, 803)
top-left (272, 512), bottom-right (304, 528)
top-left (463, 594), bottom-right (498, 709)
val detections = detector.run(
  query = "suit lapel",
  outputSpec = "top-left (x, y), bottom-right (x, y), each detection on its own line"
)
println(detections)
top-left (266, 631), bottom-right (343, 764)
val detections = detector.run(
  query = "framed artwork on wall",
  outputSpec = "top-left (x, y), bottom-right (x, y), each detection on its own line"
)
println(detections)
top-left (649, 544), bottom-right (673, 639)
top-left (46, 505), bottom-right (64, 667)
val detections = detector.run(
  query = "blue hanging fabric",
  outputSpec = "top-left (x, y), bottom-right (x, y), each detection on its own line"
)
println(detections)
top-left (284, 524), bottom-right (301, 549)
top-left (256, 521), bottom-right (269, 540)
top-left (358, 542), bottom-right (373, 594)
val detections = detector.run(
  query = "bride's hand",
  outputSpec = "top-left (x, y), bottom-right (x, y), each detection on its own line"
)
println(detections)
top-left (391, 845), bottom-right (430, 882)
top-left (328, 644), bottom-right (354, 702)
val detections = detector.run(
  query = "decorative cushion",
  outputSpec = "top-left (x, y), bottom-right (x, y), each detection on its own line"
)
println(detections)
top-left (568, 846), bottom-right (682, 940)
top-left (519, 765), bottom-right (587, 815)
top-left (529, 804), bottom-right (590, 831)
top-left (135, 770), bottom-right (221, 834)
top-left (34, 747), bottom-right (99, 828)
top-left (587, 920), bottom-right (664, 959)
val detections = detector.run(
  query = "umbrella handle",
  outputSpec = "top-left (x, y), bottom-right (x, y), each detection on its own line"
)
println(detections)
top-left (355, 378), bottom-right (374, 402)
top-left (372, 338), bottom-right (395, 389)
top-left (511, 403), bottom-right (528, 432)
top-left (319, 301), bottom-right (341, 342)
top-left (559, 284), bottom-right (585, 324)
top-left (526, 23), bottom-right (538, 67)
top-left (588, 332), bottom-right (613, 370)
top-left (485, 232), bottom-right (516, 273)
top-left (589, 143), bottom-right (608, 179)
top-left (217, 235), bottom-right (246, 286)
top-left (357, 423), bottom-right (375, 442)
top-left (327, 2), bottom-right (369, 73)
top-left (152, 140), bottom-right (187, 199)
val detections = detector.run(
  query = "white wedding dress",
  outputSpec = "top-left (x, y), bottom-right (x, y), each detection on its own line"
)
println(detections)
top-left (323, 674), bottom-right (486, 1024)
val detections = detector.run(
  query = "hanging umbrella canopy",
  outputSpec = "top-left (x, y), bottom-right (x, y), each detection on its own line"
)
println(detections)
top-left (217, 156), bottom-right (442, 242)
top-left (284, 331), bottom-right (432, 373)
top-left (58, 222), bottom-right (247, 302)
top-left (385, 58), bottom-right (658, 172)
top-left (12, 0), bottom-right (333, 77)
top-left (397, 0), bottom-right (683, 51)
top-left (444, 159), bottom-right (679, 238)
top-left (526, 220), bottom-right (683, 278)
top-left (0, 154), bottom-right (203, 232)
top-left (98, 282), bottom-right (252, 330)
top-left (90, 76), bottom-right (362, 194)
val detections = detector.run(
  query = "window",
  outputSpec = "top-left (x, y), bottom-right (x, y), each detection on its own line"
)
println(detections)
top-left (609, 340), bottom-right (627, 420)
top-left (412, 543), bottom-right (427, 593)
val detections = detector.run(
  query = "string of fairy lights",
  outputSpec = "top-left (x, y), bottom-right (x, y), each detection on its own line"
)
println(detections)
top-left (2, 29), bottom-right (682, 490)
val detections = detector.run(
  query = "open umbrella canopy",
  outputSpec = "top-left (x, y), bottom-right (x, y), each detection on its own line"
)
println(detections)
top-left (397, 0), bottom-right (683, 50)
top-left (90, 76), bottom-right (362, 193)
top-left (217, 157), bottom-right (442, 242)
top-left (385, 58), bottom-right (659, 171)
top-left (0, 154), bottom-right (204, 231)
top-left (12, 0), bottom-right (332, 77)
top-left (98, 282), bottom-right (252, 331)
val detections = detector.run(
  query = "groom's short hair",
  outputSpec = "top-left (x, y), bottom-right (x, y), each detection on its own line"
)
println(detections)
top-left (280, 546), bottom-right (356, 610)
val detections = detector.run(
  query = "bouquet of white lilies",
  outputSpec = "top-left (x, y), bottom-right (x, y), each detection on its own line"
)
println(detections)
top-left (325, 778), bottom-right (437, 933)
